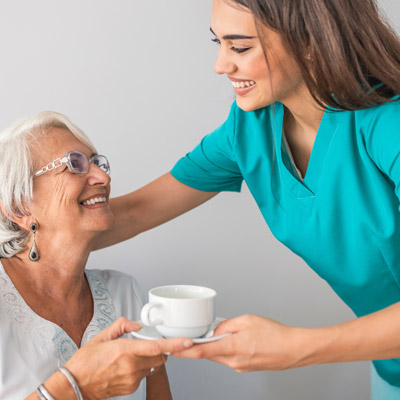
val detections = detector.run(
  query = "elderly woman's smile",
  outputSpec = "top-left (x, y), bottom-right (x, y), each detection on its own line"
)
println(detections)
top-left (80, 195), bottom-right (108, 207)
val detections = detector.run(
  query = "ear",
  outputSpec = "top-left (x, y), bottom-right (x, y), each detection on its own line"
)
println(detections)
top-left (0, 202), bottom-right (32, 232)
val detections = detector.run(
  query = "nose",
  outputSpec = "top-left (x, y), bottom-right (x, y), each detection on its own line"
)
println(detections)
top-left (214, 46), bottom-right (237, 75)
top-left (87, 163), bottom-right (111, 187)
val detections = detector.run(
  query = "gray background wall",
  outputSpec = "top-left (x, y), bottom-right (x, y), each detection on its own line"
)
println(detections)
top-left (0, 1), bottom-right (399, 399)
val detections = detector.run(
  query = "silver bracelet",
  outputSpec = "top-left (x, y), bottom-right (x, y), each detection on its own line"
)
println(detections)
top-left (35, 387), bottom-right (46, 400)
top-left (58, 367), bottom-right (83, 400)
top-left (36, 384), bottom-right (55, 400)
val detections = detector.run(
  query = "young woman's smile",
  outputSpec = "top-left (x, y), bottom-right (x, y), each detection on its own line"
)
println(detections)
top-left (228, 76), bottom-right (256, 95)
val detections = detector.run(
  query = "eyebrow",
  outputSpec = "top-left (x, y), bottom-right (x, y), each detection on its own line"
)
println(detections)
top-left (210, 27), bottom-right (256, 40)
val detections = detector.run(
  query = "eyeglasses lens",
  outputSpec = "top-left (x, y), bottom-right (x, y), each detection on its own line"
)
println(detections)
top-left (91, 155), bottom-right (110, 174)
top-left (68, 152), bottom-right (89, 174)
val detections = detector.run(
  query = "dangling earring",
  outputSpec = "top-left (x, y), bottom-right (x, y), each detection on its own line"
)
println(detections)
top-left (28, 222), bottom-right (40, 262)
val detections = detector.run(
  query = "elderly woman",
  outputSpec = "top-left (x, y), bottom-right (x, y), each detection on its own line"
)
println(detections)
top-left (0, 111), bottom-right (192, 400)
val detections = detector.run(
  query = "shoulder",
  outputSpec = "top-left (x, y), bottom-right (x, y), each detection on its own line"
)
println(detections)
top-left (357, 100), bottom-right (400, 137)
top-left (86, 268), bottom-right (137, 284)
top-left (355, 100), bottom-right (400, 171)
top-left (86, 268), bottom-right (145, 308)
top-left (225, 101), bottom-right (275, 147)
top-left (205, 100), bottom-right (273, 141)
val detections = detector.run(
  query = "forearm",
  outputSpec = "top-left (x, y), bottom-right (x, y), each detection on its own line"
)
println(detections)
top-left (146, 365), bottom-right (172, 400)
top-left (294, 302), bottom-right (400, 368)
top-left (25, 370), bottom-right (76, 400)
top-left (94, 173), bottom-right (217, 250)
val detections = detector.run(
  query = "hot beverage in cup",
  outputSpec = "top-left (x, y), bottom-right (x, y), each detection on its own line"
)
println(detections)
top-left (140, 285), bottom-right (216, 338)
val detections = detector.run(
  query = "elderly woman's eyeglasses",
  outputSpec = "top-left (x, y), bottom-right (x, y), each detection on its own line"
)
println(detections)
top-left (35, 151), bottom-right (110, 177)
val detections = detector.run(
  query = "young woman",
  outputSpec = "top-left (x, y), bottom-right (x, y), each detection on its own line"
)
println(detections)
top-left (96, 0), bottom-right (400, 397)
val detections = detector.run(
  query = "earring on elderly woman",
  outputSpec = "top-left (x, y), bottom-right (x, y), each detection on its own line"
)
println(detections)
top-left (28, 222), bottom-right (40, 262)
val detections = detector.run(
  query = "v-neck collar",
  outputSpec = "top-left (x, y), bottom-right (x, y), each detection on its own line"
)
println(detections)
top-left (274, 102), bottom-right (341, 198)
top-left (0, 265), bottom-right (117, 363)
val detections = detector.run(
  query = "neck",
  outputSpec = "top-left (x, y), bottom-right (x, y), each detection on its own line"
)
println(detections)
top-left (281, 83), bottom-right (325, 137)
top-left (2, 231), bottom-right (94, 302)
top-left (279, 85), bottom-right (327, 177)
top-left (1, 232), bottom-right (96, 346)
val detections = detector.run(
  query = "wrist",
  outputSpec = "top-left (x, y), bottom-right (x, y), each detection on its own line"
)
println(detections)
top-left (282, 323), bottom-right (345, 369)
top-left (291, 321), bottom-right (363, 368)
top-left (41, 370), bottom-right (77, 400)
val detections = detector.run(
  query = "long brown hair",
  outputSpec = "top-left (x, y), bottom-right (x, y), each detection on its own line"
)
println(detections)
top-left (232, 0), bottom-right (400, 110)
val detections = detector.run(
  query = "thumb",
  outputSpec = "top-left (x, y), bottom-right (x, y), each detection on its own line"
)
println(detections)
top-left (126, 337), bottom-right (194, 357)
top-left (92, 317), bottom-right (142, 343)
top-left (213, 317), bottom-right (243, 336)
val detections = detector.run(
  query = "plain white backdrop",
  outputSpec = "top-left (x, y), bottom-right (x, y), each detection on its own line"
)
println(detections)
top-left (0, 1), bottom-right (399, 399)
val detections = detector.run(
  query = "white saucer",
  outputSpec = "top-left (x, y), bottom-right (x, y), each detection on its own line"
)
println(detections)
top-left (130, 317), bottom-right (231, 344)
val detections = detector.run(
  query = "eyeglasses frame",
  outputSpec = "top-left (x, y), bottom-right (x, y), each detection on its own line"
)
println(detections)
top-left (34, 151), bottom-right (109, 177)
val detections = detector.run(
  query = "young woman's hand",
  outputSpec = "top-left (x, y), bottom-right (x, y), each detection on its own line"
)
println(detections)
top-left (174, 304), bottom-right (400, 375)
top-left (172, 314), bottom-right (308, 372)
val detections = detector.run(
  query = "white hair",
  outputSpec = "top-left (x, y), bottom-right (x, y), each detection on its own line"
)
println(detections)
top-left (0, 111), bottom-right (97, 258)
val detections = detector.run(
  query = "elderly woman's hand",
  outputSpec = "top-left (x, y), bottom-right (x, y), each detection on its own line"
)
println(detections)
top-left (63, 317), bottom-right (193, 400)
top-left (172, 314), bottom-right (308, 373)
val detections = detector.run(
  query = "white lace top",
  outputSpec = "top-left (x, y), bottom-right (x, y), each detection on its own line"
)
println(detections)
top-left (0, 265), bottom-right (145, 400)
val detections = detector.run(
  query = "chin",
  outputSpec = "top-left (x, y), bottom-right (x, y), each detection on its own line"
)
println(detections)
top-left (236, 97), bottom-right (269, 112)
top-left (101, 216), bottom-right (115, 231)
top-left (91, 215), bottom-right (115, 232)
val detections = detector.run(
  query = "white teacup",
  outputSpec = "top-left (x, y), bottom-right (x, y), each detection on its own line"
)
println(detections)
top-left (140, 285), bottom-right (216, 338)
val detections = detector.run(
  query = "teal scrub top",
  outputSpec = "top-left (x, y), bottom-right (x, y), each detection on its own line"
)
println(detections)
top-left (171, 99), bottom-right (400, 386)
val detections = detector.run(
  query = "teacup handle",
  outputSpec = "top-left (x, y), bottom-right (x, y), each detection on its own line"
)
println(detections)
top-left (141, 302), bottom-right (163, 326)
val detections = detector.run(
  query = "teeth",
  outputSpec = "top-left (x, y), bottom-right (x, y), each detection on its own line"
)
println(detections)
top-left (82, 196), bottom-right (107, 206)
top-left (231, 80), bottom-right (256, 88)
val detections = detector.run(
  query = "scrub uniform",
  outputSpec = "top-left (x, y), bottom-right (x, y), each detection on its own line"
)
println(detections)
top-left (171, 99), bottom-right (400, 394)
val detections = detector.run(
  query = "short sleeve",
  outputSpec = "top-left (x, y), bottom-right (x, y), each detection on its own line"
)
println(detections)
top-left (171, 102), bottom-right (243, 192)
top-left (364, 100), bottom-right (400, 207)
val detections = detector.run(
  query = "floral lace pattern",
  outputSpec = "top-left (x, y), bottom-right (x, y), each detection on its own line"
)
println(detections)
top-left (0, 266), bottom-right (117, 364)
